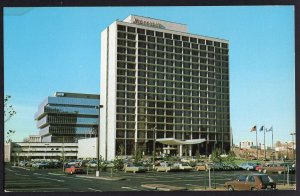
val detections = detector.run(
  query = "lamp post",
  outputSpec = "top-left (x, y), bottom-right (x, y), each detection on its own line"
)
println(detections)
top-left (152, 126), bottom-right (156, 168)
top-left (290, 132), bottom-right (295, 161)
top-left (95, 104), bottom-right (103, 177)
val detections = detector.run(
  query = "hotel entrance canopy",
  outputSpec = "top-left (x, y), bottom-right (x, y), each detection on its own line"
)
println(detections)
top-left (156, 138), bottom-right (206, 145)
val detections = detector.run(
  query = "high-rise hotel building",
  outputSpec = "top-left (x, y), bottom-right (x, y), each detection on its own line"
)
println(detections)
top-left (100, 15), bottom-right (230, 160)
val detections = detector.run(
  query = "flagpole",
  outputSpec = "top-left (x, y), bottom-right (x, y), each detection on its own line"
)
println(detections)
top-left (256, 129), bottom-right (258, 160)
top-left (264, 127), bottom-right (266, 161)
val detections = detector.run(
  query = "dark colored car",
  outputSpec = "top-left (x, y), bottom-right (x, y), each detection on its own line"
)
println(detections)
top-left (224, 174), bottom-right (276, 191)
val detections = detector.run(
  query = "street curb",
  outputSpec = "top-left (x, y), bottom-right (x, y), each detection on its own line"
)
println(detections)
top-left (48, 172), bottom-right (64, 176)
top-left (12, 166), bottom-right (30, 171)
top-left (141, 184), bottom-right (186, 191)
top-left (76, 175), bottom-right (125, 181)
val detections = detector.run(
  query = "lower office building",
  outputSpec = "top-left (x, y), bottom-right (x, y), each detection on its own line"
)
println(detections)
top-left (100, 15), bottom-right (230, 160)
top-left (35, 92), bottom-right (100, 143)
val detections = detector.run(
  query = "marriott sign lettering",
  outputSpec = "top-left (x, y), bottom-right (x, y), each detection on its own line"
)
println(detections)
top-left (133, 18), bottom-right (165, 29)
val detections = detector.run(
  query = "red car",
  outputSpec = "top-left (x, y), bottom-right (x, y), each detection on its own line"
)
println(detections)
top-left (65, 165), bottom-right (84, 174)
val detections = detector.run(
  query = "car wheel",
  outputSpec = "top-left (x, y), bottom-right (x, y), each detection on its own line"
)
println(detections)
top-left (278, 171), bottom-right (283, 174)
top-left (70, 171), bottom-right (73, 175)
top-left (246, 167), bottom-right (250, 171)
top-left (263, 169), bottom-right (267, 174)
top-left (258, 169), bottom-right (262, 173)
top-left (251, 187), bottom-right (258, 191)
top-left (228, 186), bottom-right (234, 191)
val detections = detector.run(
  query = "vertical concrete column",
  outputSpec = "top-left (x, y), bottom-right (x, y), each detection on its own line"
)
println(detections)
top-left (189, 144), bottom-right (192, 157)
top-left (179, 144), bottom-right (183, 157)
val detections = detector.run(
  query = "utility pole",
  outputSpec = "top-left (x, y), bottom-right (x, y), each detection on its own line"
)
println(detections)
top-left (96, 105), bottom-right (103, 177)
top-left (152, 126), bottom-right (156, 168)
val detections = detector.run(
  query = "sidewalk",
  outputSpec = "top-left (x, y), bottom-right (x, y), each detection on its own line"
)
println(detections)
top-left (141, 184), bottom-right (186, 191)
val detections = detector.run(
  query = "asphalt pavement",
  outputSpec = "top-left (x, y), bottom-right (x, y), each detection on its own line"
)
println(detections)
top-left (4, 165), bottom-right (296, 192)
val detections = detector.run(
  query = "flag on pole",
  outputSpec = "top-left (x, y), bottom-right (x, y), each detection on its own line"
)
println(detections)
top-left (259, 126), bottom-right (264, 132)
top-left (251, 125), bottom-right (257, 132)
top-left (266, 126), bottom-right (273, 132)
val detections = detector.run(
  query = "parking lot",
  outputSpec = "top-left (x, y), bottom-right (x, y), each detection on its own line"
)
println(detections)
top-left (4, 164), bottom-right (295, 192)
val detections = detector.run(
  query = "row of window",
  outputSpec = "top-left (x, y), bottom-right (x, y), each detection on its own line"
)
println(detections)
top-left (116, 107), bottom-right (230, 115)
top-left (117, 84), bottom-right (229, 94)
top-left (117, 62), bottom-right (229, 73)
top-left (116, 91), bottom-right (230, 100)
top-left (117, 52), bottom-right (229, 62)
top-left (115, 128), bottom-right (230, 139)
top-left (117, 36), bottom-right (229, 53)
top-left (117, 25), bottom-right (229, 48)
top-left (117, 76), bottom-right (229, 87)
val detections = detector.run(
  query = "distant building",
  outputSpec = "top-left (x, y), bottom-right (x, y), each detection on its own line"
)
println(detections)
top-left (23, 135), bottom-right (42, 143)
top-left (239, 140), bottom-right (253, 149)
top-left (8, 142), bottom-right (78, 162)
top-left (4, 143), bottom-right (12, 162)
top-left (34, 92), bottom-right (100, 143)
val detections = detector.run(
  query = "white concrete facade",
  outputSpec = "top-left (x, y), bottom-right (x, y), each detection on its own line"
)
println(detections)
top-left (77, 138), bottom-right (97, 159)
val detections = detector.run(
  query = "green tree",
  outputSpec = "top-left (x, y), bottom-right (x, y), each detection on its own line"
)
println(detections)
top-left (210, 148), bottom-right (222, 163)
top-left (4, 95), bottom-right (16, 143)
top-left (223, 151), bottom-right (236, 163)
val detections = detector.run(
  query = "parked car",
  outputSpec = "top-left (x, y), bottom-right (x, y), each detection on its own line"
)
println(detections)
top-left (86, 160), bottom-right (98, 168)
top-left (155, 162), bottom-right (179, 172)
top-left (259, 163), bottom-right (294, 174)
top-left (32, 161), bottom-right (49, 169)
top-left (65, 165), bottom-right (84, 174)
top-left (195, 163), bottom-right (207, 171)
top-left (174, 162), bottom-right (193, 171)
top-left (239, 162), bottom-right (257, 171)
top-left (124, 163), bottom-right (146, 173)
top-left (224, 174), bottom-right (276, 191)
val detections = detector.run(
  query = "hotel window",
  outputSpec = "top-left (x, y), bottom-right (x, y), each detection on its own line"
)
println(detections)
top-left (192, 57), bottom-right (199, 63)
top-left (117, 25), bottom-right (126, 31)
top-left (175, 48), bottom-right (182, 53)
top-left (175, 54), bottom-right (182, 60)
top-left (157, 45), bottom-right (164, 51)
top-left (166, 39), bottom-right (173, 45)
top-left (166, 67), bottom-right (173, 74)
top-left (165, 33), bottom-right (172, 39)
top-left (200, 45), bottom-right (206, 50)
top-left (156, 31), bottom-right (163, 37)
top-left (183, 56), bottom-right (190, 62)
top-left (117, 39), bottom-right (126, 46)
top-left (166, 60), bottom-right (173, 66)
top-left (206, 40), bottom-right (213, 45)
top-left (138, 56), bottom-right (146, 63)
top-left (138, 34), bottom-right (146, 41)
top-left (175, 61), bottom-right (182, 67)
top-left (146, 30), bottom-right (154, 36)
top-left (157, 66), bottom-right (164, 72)
top-left (148, 50), bottom-right (155, 57)
top-left (127, 34), bottom-right (136, 40)
top-left (127, 56), bottom-right (135, 62)
top-left (183, 42), bottom-right (190, 48)
top-left (138, 42), bottom-right (146, 48)
top-left (148, 36), bottom-right (155, 42)
top-left (157, 37), bottom-right (164, 44)
top-left (192, 43), bottom-right (198, 49)
top-left (166, 53), bottom-right (173, 59)
top-left (173, 34), bottom-right (180, 40)
top-left (118, 32), bottom-right (126, 38)
top-left (190, 37), bottom-right (197, 43)
top-left (198, 39), bottom-right (205, 44)
top-left (127, 41), bottom-right (135, 47)
top-left (222, 43), bottom-right (228, 48)
top-left (166, 46), bottom-right (173, 52)
top-left (127, 26), bottom-right (135, 33)
top-left (192, 50), bottom-right (198, 56)
top-left (137, 28), bottom-right (145, 34)
top-left (175, 40), bottom-right (182, 47)
top-left (127, 85), bottom-right (135, 91)
top-left (148, 43), bottom-right (155, 49)
top-left (127, 49), bottom-right (135, 55)
top-left (214, 42), bottom-right (220, 47)
top-left (148, 58), bottom-right (155, 64)
top-left (182, 36), bottom-right (189, 42)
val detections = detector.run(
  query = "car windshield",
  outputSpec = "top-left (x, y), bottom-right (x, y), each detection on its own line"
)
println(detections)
top-left (259, 175), bottom-right (274, 183)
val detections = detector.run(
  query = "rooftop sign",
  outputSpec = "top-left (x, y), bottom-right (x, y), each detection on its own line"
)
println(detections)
top-left (133, 18), bottom-right (165, 29)
top-left (123, 15), bottom-right (188, 33)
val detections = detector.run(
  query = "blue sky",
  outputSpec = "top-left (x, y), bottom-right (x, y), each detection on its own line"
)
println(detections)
top-left (4, 6), bottom-right (295, 146)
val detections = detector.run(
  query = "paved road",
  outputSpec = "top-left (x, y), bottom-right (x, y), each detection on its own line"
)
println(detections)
top-left (4, 165), bottom-right (296, 192)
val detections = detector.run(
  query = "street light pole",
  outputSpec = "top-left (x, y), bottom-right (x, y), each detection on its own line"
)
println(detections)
top-left (290, 132), bottom-right (295, 161)
top-left (96, 104), bottom-right (103, 177)
top-left (152, 126), bottom-right (156, 168)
